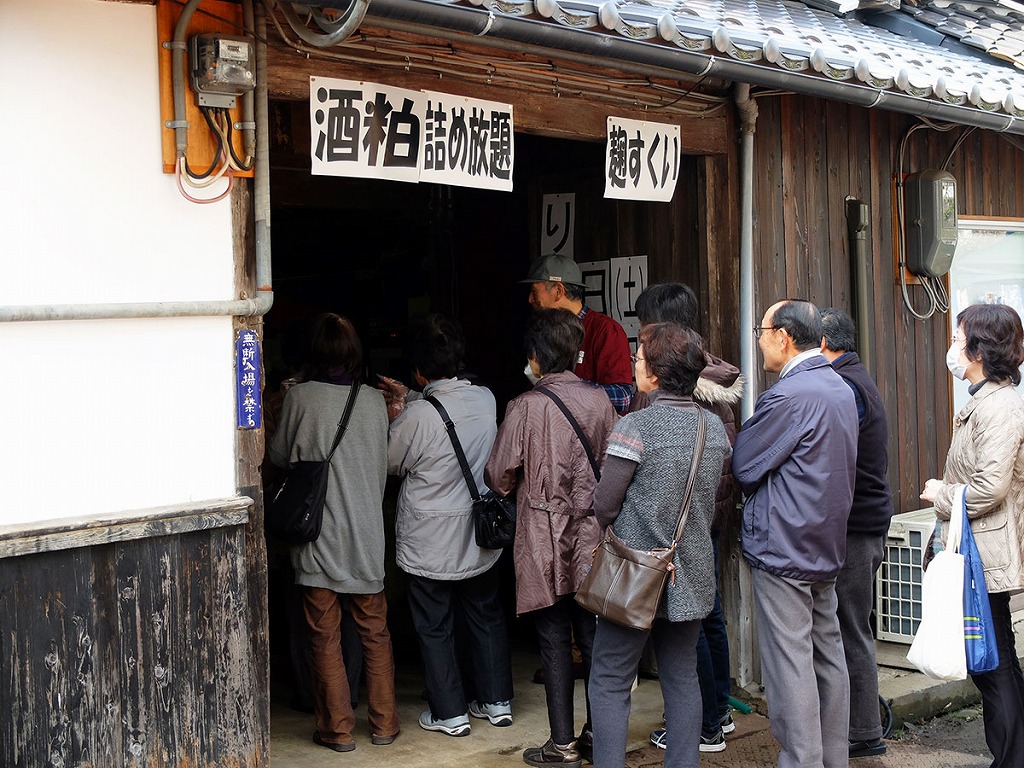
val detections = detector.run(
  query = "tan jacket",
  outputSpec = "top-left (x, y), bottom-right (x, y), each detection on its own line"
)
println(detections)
top-left (934, 380), bottom-right (1024, 594)
top-left (485, 371), bottom-right (617, 614)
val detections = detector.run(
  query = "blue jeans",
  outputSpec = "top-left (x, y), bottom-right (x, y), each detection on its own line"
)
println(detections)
top-left (697, 535), bottom-right (731, 735)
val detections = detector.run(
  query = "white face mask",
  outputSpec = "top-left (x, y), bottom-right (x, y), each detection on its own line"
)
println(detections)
top-left (523, 361), bottom-right (540, 386)
top-left (946, 343), bottom-right (967, 380)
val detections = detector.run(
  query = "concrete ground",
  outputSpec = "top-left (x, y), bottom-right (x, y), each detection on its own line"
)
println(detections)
top-left (270, 648), bottom-right (665, 767)
top-left (268, 647), bottom-right (994, 768)
top-left (270, 607), bottom-right (1024, 767)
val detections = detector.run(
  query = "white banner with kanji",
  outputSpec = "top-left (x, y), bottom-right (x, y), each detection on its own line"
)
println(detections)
top-left (604, 117), bottom-right (680, 202)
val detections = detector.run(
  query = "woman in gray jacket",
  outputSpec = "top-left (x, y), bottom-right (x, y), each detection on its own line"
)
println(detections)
top-left (270, 313), bottom-right (400, 752)
top-left (922, 303), bottom-right (1024, 768)
top-left (587, 323), bottom-right (729, 768)
top-left (387, 314), bottom-right (513, 738)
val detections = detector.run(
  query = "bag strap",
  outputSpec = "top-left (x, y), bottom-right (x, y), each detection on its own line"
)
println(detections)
top-left (425, 395), bottom-right (482, 502)
top-left (326, 381), bottom-right (361, 461)
top-left (948, 484), bottom-right (968, 554)
top-left (669, 406), bottom-right (708, 547)
top-left (537, 387), bottom-right (602, 481)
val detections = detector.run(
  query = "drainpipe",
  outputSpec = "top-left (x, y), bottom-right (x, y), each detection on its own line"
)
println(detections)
top-left (846, 197), bottom-right (873, 373)
top-left (737, 84), bottom-right (758, 423)
top-left (0, 0), bottom-right (273, 323)
top-left (734, 82), bottom-right (758, 694)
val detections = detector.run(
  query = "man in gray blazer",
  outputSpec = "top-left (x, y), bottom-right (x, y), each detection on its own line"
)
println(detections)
top-left (733, 299), bottom-right (859, 768)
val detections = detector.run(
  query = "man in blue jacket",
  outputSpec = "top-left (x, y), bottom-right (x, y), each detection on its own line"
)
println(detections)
top-left (733, 299), bottom-right (858, 768)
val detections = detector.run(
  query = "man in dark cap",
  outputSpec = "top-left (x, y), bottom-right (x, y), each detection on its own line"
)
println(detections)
top-left (521, 254), bottom-right (633, 414)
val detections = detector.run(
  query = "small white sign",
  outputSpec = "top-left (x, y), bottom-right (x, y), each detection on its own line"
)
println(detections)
top-left (604, 117), bottom-right (680, 202)
top-left (541, 194), bottom-right (575, 258)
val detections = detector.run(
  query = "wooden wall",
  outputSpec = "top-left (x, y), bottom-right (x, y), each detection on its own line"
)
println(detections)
top-left (0, 526), bottom-right (264, 768)
top-left (751, 93), bottom-right (1024, 516)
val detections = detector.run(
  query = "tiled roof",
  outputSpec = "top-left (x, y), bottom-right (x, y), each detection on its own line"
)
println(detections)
top-left (901, 0), bottom-right (1024, 69)
top-left (434, 0), bottom-right (1024, 118)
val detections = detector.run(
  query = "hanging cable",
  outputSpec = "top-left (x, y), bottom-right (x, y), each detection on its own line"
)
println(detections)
top-left (220, 108), bottom-right (255, 171)
top-left (175, 156), bottom-right (235, 203)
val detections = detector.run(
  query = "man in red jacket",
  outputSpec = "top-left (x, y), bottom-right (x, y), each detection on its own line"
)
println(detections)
top-left (521, 254), bottom-right (633, 414)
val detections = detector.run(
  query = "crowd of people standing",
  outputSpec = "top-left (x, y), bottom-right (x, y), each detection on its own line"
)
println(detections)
top-left (267, 253), bottom-right (1024, 768)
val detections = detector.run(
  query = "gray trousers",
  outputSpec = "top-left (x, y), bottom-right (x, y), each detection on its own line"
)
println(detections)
top-left (835, 532), bottom-right (885, 743)
top-left (751, 568), bottom-right (850, 768)
top-left (590, 616), bottom-right (701, 768)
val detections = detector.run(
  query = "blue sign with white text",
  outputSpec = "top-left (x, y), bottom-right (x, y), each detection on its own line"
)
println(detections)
top-left (236, 330), bottom-right (262, 429)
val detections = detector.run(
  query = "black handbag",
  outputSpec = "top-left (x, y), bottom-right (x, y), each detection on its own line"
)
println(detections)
top-left (426, 395), bottom-right (516, 549)
top-left (266, 382), bottom-right (361, 545)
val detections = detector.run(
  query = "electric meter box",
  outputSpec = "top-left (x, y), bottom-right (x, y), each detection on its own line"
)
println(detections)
top-left (904, 169), bottom-right (958, 278)
top-left (189, 34), bottom-right (256, 109)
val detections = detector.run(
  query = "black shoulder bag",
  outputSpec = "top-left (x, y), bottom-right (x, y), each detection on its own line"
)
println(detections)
top-left (426, 395), bottom-right (516, 550)
top-left (266, 382), bottom-right (361, 545)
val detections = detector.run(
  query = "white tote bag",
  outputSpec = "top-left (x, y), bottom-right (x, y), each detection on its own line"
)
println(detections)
top-left (906, 486), bottom-right (967, 681)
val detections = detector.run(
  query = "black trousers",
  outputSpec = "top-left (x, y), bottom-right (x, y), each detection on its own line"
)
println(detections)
top-left (972, 591), bottom-right (1024, 768)
top-left (533, 596), bottom-right (597, 744)
top-left (407, 565), bottom-right (513, 720)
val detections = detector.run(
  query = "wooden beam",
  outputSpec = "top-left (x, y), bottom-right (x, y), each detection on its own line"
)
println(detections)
top-left (265, 30), bottom-right (730, 155)
top-left (0, 498), bottom-right (252, 559)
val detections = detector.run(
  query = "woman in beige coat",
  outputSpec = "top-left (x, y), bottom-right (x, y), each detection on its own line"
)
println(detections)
top-left (921, 303), bottom-right (1024, 768)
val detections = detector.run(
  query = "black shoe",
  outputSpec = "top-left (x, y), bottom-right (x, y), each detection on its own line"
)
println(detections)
top-left (523, 739), bottom-right (581, 767)
top-left (313, 731), bottom-right (356, 752)
top-left (577, 729), bottom-right (593, 764)
top-left (849, 739), bottom-right (886, 758)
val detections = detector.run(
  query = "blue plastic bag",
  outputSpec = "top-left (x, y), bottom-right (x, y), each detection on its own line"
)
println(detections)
top-left (959, 490), bottom-right (1000, 675)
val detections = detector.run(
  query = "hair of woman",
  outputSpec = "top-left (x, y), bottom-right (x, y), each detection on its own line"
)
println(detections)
top-left (307, 312), bottom-right (364, 383)
top-left (410, 313), bottom-right (465, 380)
top-left (959, 303), bottom-right (1024, 386)
top-left (638, 322), bottom-right (706, 396)
top-left (525, 308), bottom-right (584, 375)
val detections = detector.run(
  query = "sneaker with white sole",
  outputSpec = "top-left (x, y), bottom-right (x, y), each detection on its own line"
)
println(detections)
top-left (700, 729), bottom-right (727, 752)
top-left (468, 700), bottom-right (513, 727)
top-left (418, 710), bottom-right (471, 737)
top-left (649, 729), bottom-right (667, 750)
top-left (651, 727), bottom-right (728, 752)
top-left (720, 711), bottom-right (736, 734)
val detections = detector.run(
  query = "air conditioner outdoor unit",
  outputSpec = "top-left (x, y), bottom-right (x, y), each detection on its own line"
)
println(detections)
top-left (874, 507), bottom-right (937, 644)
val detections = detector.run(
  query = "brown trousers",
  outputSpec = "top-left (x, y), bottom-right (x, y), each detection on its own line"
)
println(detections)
top-left (302, 587), bottom-right (401, 745)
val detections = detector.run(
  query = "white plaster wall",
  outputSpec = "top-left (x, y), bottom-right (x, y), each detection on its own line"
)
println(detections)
top-left (0, 0), bottom-right (239, 525)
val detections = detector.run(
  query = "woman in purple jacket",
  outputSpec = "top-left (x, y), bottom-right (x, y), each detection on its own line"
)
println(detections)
top-left (486, 308), bottom-right (617, 768)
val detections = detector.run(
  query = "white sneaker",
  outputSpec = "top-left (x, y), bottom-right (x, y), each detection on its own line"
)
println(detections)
top-left (418, 710), bottom-right (471, 737)
top-left (468, 699), bottom-right (513, 727)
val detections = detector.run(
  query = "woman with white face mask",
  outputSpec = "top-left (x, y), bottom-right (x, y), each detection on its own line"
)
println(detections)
top-left (921, 303), bottom-right (1024, 768)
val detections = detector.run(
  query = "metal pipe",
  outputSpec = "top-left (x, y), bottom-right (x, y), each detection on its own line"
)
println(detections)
top-left (0, 0), bottom-right (273, 324)
top-left (277, 0), bottom-right (371, 47)
top-left (355, 0), bottom-right (1024, 136)
top-left (737, 83), bottom-right (758, 423)
top-left (846, 197), bottom-right (873, 373)
top-left (171, 0), bottom-right (204, 155)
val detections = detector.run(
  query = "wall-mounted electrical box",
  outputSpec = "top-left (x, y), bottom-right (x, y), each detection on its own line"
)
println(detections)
top-left (904, 169), bottom-right (958, 278)
top-left (189, 34), bottom-right (255, 109)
